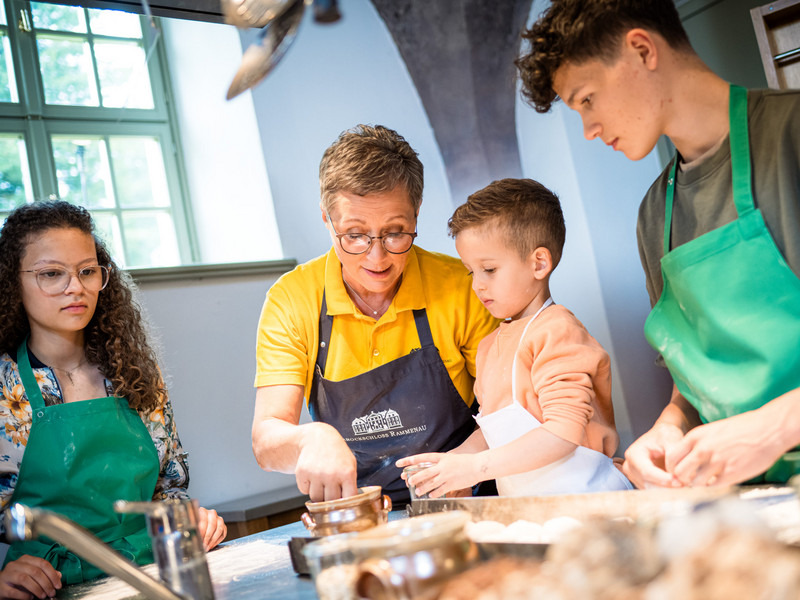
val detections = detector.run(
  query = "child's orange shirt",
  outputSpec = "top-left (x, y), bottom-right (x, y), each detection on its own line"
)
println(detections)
top-left (474, 304), bottom-right (620, 457)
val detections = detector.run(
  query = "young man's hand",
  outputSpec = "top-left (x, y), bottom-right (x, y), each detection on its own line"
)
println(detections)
top-left (666, 405), bottom-right (792, 487)
top-left (622, 423), bottom-right (685, 488)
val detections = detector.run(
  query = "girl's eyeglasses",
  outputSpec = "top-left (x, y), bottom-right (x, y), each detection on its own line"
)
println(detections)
top-left (21, 265), bottom-right (110, 295)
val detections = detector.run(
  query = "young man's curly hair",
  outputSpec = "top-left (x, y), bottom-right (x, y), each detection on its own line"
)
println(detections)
top-left (515, 0), bottom-right (691, 113)
top-left (0, 201), bottom-right (166, 411)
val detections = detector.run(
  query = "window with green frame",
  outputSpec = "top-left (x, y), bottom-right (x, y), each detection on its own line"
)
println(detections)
top-left (0, 0), bottom-right (196, 268)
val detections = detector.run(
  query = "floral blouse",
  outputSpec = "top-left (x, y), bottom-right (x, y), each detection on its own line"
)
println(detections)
top-left (0, 353), bottom-right (190, 537)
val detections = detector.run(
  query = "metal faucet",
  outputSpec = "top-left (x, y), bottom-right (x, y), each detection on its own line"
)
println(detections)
top-left (5, 500), bottom-right (215, 600)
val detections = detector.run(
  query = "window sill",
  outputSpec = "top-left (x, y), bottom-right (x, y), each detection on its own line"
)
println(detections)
top-left (127, 259), bottom-right (297, 284)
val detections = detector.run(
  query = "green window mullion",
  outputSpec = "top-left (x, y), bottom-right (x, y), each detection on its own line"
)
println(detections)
top-left (114, 213), bottom-right (133, 266)
top-left (82, 7), bottom-right (104, 108)
top-left (157, 129), bottom-right (195, 264)
top-left (25, 117), bottom-right (56, 199)
top-left (8, 0), bottom-right (43, 115)
top-left (99, 132), bottom-right (132, 264)
top-left (86, 206), bottom-right (130, 265)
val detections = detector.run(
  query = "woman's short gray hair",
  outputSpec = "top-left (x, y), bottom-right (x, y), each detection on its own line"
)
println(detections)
top-left (319, 124), bottom-right (423, 216)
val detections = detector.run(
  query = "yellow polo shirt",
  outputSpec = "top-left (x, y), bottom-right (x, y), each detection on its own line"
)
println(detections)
top-left (255, 246), bottom-right (499, 406)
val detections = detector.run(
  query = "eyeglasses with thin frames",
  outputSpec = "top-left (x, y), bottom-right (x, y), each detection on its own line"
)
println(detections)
top-left (326, 211), bottom-right (417, 255)
top-left (21, 264), bottom-right (111, 296)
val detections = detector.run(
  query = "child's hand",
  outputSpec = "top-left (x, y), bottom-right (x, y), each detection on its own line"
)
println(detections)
top-left (397, 452), bottom-right (484, 498)
top-left (396, 453), bottom-right (442, 480)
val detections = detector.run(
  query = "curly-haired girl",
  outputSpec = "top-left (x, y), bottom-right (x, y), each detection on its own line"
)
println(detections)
top-left (0, 200), bottom-right (226, 597)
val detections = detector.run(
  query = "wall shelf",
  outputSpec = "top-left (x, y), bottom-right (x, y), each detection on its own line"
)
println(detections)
top-left (751, 0), bottom-right (800, 88)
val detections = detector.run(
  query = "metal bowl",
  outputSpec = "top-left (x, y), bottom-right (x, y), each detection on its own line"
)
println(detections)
top-left (301, 486), bottom-right (392, 537)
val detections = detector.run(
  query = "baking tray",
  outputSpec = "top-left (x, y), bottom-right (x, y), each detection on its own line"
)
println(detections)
top-left (291, 487), bottom-right (800, 574)
top-left (475, 541), bottom-right (548, 561)
top-left (407, 486), bottom-right (739, 523)
top-left (287, 536), bottom-right (319, 576)
top-left (409, 486), bottom-right (800, 544)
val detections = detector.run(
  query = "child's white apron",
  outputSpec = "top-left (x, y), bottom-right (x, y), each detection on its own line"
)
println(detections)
top-left (474, 298), bottom-right (632, 496)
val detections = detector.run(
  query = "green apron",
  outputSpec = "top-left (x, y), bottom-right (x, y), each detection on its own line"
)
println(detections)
top-left (643, 85), bottom-right (800, 483)
top-left (3, 340), bottom-right (160, 584)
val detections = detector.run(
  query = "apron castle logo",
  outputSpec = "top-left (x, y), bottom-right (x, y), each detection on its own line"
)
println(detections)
top-left (352, 409), bottom-right (403, 435)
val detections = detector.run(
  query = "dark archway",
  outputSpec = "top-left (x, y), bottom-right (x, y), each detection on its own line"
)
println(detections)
top-left (370, 0), bottom-right (533, 207)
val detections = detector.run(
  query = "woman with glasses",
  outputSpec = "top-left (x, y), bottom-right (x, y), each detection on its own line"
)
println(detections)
top-left (0, 201), bottom-right (226, 597)
top-left (252, 125), bottom-right (499, 504)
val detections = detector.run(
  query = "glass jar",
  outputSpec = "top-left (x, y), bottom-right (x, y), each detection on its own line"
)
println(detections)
top-left (302, 533), bottom-right (359, 600)
top-left (402, 462), bottom-right (436, 500)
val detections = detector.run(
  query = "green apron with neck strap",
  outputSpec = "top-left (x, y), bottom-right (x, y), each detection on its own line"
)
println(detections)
top-left (643, 84), bottom-right (800, 482)
top-left (3, 340), bottom-right (160, 584)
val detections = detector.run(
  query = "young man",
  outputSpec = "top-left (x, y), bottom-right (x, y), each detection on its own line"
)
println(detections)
top-left (515, 0), bottom-right (800, 489)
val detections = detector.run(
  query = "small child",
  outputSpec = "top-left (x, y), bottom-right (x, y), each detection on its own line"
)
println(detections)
top-left (397, 178), bottom-right (632, 496)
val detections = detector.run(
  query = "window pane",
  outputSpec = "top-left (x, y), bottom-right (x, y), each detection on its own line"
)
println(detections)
top-left (91, 211), bottom-right (126, 266)
top-left (0, 135), bottom-right (32, 211)
top-left (110, 137), bottom-right (169, 208)
top-left (0, 3), bottom-right (7, 26)
top-left (0, 34), bottom-right (18, 102)
top-left (37, 36), bottom-right (99, 106)
top-left (95, 41), bottom-right (153, 109)
top-left (52, 136), bottom-right (115, 209)
top-left (88, 8), bottom-right (142, 38)
top-left (31, 3), bottom-right (87, 33)
top-left (121, 211), bottom-right (179, 267)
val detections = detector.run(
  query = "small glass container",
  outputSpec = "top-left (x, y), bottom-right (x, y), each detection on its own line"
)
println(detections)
top-left (301, 486), bottom-right (392, 537)
top-left (402, 462), bottom-right (436, 500)
top-left (301, 533), bottom-right (358, 600)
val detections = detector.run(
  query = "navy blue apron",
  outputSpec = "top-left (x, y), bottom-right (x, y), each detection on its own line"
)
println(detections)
top-left (309, 292), bottom-right (476, 503)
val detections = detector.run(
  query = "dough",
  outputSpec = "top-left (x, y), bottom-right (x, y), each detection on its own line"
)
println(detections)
top-left (541, 516), bottom-right (582, 543)
top-left (464, 517), bottom-right (583, 544)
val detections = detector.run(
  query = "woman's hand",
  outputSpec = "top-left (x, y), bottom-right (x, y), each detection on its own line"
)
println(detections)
top-left (397, 452), bottom-right (484, 498)
top-left (0, 555), bottom-right (61, 600)
top-left (622, 423), bottom-right (685, 489)
top-left (296, 422), bottom-right (359, 502)
top-left (252, 387), bottom-right (359, 503)
top-left (197, 507), bottom-right (227, 551)
top-left (665, 408), bottom-right (789, 487)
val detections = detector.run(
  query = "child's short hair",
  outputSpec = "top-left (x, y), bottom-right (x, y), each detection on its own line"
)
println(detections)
top-left (515, 0), bottom-right (692, 114)
top-left (449, 178), bottom-right (566, 268)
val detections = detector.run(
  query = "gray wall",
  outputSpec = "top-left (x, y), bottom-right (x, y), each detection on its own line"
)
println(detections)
top-left (680, 0), bottom-right (768, 89)
top-left (137, 0), bottom-right (775, 507)
top-left (243, 0), bottom-right (459, 262)
top-left (138, 273), bottom-right (298, 505)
